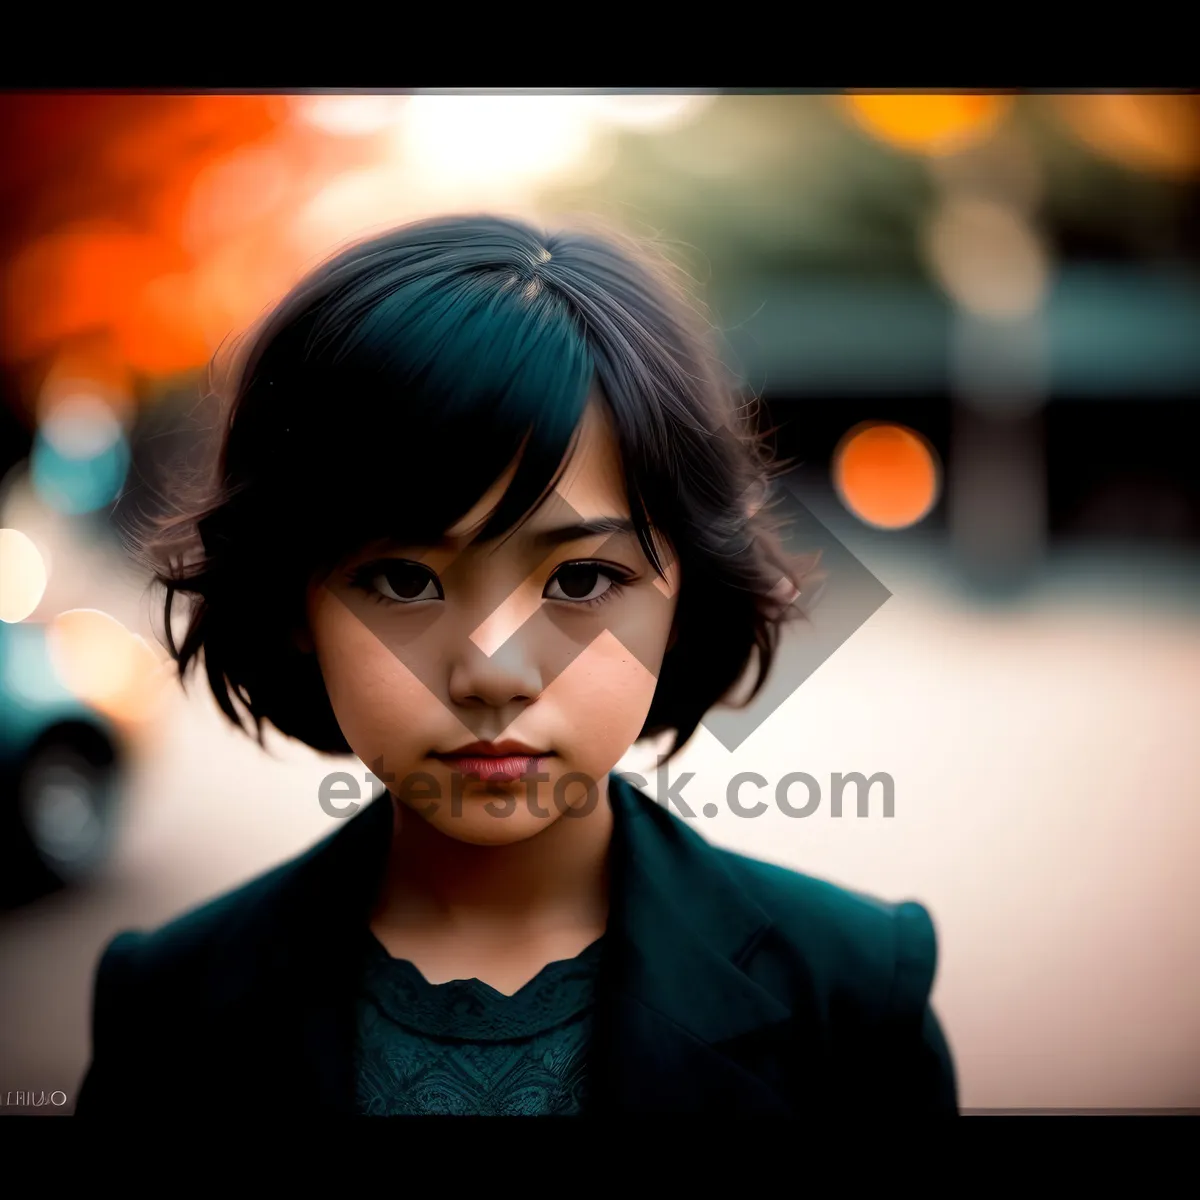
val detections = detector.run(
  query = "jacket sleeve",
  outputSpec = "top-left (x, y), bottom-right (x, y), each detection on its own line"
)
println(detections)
top-left (74, 930), bottom-right (146, 1116)
top-left (882, 900), bottom-right (959, 1114)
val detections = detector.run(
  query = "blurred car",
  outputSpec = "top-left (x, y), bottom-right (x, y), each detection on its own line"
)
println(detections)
top-left (0, 617), bottom-right (126, 905)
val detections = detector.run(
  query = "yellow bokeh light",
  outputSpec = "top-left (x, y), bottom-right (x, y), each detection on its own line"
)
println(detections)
top-left (843, 93), bottom-right (1012, 156)
top-left (0, 528), bottom-right (49, 623)
top-left (833, 423), bottom-right (941, 530)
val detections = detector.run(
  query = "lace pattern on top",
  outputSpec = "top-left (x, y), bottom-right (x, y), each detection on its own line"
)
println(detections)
top-left (353, 930), bottom-right (604, 1116)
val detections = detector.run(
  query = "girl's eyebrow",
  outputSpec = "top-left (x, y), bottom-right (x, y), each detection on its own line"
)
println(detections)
top-left (418, 516), bottom-right (639, 550)
top-left (524, 516), bottom-right (638, 547)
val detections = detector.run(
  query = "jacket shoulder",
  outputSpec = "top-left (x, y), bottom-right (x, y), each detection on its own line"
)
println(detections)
top-left (93, 823), bottom-right (338, 997)
top-left (713, 843), bottom-right (957, 1112)
top-left (75, 808), bottom-right (378, 1115)
top-left (713, 842), bottom-right (941, 1024)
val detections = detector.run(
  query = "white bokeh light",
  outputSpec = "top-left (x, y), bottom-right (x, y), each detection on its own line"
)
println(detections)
top-left (923, 195), bottom-right (1050, 320)
top-left (290, 162), bottom-right (442, 252)
top-left (0, 528), bottom-right (48, 623)
top-left (583, 92), bottom-right (715, 131)
top-left (393, 93), bottom-right (597, 189)
top-left (39, 393), bottom-right (125, 460)
top-left (292, 94), bottom-right (410, 136)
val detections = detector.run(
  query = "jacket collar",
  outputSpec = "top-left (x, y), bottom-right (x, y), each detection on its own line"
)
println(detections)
top-left (214, 772), bottom-right (798, 1114)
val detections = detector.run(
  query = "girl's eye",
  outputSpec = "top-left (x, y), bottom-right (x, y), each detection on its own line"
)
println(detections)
top-left (544, 562), bottom-right (629, 608)
top-left (349, 561), bottom-right (443, 604)
top-left (347, 559), bottom-right (629, 609)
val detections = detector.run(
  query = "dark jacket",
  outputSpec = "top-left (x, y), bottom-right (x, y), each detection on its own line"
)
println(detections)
top-left (75, 771), bottom-right (958, 1117)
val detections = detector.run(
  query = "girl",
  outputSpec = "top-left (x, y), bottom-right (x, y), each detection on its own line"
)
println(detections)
top-left (76, 214), bottom-right (957, 1117)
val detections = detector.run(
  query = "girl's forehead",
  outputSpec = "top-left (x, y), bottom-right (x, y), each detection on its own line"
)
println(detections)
top-left (547, 396), bottom-right (628, 509)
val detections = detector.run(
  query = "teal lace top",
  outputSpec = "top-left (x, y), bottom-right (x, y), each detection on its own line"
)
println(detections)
top-left (353, 929), bottom-right (605, 1116)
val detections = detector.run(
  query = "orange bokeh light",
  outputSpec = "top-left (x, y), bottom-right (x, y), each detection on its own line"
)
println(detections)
top-left (0, 94), bottom-right (298, 388)
top-left (833, 422), bottom-right (941, 530)
top-left (843, 93), bottom-right (1012, 155)
top-left (4, 220), bottom-right (187, 359)
top-left (96, 94), bottom-right (284, 222)
top-left (1050, 93), bottom-right (1200, 179)
top-left (117, 272), bottom-right (216, 376)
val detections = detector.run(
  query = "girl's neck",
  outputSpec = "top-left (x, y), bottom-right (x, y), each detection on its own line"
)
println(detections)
top-left (370, 777), bottom-right (614, 940)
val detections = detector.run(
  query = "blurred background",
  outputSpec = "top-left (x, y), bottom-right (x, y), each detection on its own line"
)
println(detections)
top-left (0, 90), bottom-right (1197, 1114)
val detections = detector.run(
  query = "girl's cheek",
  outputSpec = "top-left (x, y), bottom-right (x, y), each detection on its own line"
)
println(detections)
top-left (309, 591), bottom-right (437, 767)
top-left (545, 630), bottom-right (665, 776)
top-left (550, 577), bottom-right (679, 774)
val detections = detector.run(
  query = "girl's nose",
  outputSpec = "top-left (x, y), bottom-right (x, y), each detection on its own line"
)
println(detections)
top-left (446, 638), bottom-right (543, 710)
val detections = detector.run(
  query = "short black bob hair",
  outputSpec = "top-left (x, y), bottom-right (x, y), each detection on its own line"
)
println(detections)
top-left (141, 213), bottom-right (819, 765)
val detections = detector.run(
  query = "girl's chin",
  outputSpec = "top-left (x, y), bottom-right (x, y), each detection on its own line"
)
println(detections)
top-left (417, 807), bottom-right (573, 846)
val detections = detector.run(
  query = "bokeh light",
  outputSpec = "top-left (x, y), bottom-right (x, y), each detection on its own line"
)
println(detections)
top-left (31, 394), bottom-right (130, 515)
top-left (833, 422), bottom-right (942, 530)
top-left (292, 93), bottom-right (409, 136)
top-left (584, 93), bottom-right (714, 131)
top-left (46, 607), bottom-right (167, 724)
top-left (923, 195), bottom-right (1051, 319)
top-left (843, 93), bottom-right (1013, 156)
top-left (0, 528), bottom-right (48, 623)
top-left (35, 345), bottom-right (135, 426)
top-left (4, 219), bottom-right (184, 364)
top-left (392, 94), bottom-right (598, 191)
top-left (182, 140), bottom-right (298, 256)
top-left (1051, 93), bottom-right (1200, 180)
top-left (2, 619), bottom-right (72, 706)
top-left (0, 95), bottom-right (286, 386)
top-left (292, 162), bottom-right (427, 254)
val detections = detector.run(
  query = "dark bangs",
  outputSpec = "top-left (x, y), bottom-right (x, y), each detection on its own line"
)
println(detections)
top-left (224, 234), bottom-right (595, 575)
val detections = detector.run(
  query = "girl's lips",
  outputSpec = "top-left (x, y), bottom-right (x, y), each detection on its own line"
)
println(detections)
top-left (434, 754), bottom-right (551, 783)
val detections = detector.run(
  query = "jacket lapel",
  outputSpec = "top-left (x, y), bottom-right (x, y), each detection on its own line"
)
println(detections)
top-left (589, 773), bottom-right (800, 1115)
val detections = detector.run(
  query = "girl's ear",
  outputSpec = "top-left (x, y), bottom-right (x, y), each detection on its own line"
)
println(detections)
top-left (293, 625), bottom-right (314, 655)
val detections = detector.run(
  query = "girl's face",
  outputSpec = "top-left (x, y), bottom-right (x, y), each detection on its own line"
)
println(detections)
top-left (305, 400), bottom-right (680, 846)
